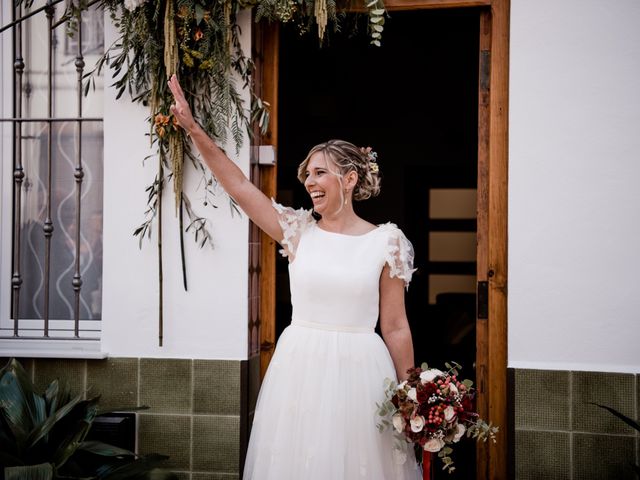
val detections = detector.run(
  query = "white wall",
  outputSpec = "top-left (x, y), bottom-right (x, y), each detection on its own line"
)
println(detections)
top-left (101, 11), bottom-right (252, 360)
top-left (509, 0), bottom-right (640, 373)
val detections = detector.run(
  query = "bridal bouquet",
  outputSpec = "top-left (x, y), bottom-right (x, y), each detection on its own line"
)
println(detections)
top-left (377, 362), bottom-right (498, 473)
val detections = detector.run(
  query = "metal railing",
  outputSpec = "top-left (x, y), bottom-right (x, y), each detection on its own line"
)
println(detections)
top-left (2, 0), bottom-right (104, 341)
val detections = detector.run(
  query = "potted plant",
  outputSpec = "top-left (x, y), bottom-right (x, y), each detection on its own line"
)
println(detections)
top-left (0, 358), bottom-right (177, 480)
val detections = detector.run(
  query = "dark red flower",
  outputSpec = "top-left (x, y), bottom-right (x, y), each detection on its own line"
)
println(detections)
top-left (423, 383), bottom-right (438, 395)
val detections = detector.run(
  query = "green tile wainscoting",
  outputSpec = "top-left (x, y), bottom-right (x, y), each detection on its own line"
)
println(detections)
top-left (512, 368), bottom-right (639, 480)
top-left (0, 356), bottom-right (262, 479)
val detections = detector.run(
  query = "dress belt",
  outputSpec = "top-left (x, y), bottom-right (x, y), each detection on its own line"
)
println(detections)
top-left (291, 319), bottom-right (373, 333)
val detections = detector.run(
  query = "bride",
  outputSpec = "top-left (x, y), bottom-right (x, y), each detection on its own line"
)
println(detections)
top-left (169, 75), bottom-right (420, 480)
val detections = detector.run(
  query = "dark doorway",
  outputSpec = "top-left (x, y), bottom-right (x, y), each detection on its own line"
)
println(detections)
top-left (276, 9), bottom-right (479, 478)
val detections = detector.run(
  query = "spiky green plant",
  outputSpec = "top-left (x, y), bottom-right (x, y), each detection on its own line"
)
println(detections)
top-left (0, 358), bottom-right (177, 480)
top-left (590, 403), bottom-right (640, 475)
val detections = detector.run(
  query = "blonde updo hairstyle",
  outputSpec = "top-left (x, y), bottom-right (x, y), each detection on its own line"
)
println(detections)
top-left (297, 139), bottom-right (381, 201)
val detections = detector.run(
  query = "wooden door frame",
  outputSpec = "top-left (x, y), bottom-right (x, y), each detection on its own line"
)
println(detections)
top-left (255, 1), bottom-right (509, 478)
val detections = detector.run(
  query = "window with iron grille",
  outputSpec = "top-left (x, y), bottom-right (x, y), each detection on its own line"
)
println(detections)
top-left (0, 0), bottom-right (105, 348)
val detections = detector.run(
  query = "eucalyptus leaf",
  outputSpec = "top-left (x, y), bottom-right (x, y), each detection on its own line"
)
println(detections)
top-left (195, 4), bottom-right (205, 24)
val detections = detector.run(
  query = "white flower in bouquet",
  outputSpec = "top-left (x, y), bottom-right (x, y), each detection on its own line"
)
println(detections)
top-left (377, 361), bottom-right (499, 474)
top-left (424, 437), bottom-right (445, 453)
top-left (445, 422), bottom-right (467, 443)
top-left (407, 387), bottom-right (418, 402)
top-left (419, 368), bottom-right (443, 383)
top-left (410, 415), bottom-right (425, 433)
top-left (444, 405), bottom-right (456, 422)
top-left (453, 423), bottom-right (466, 442)
top-left (392, 413), bottom-right (406, 433)
top-left (124, 0), bottom-right (148, 11)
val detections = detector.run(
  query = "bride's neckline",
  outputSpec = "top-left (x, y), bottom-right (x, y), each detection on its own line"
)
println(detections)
top-left (314, 222), bottom-right (381, 238)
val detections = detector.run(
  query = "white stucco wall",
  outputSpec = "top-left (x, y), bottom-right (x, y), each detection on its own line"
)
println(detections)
top-left (101, 11), bottom-right (251, 360)
top-left (508, 0), bottom-right (640, 373)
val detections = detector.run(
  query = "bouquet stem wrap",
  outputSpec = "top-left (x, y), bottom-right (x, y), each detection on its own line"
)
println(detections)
top-left (423, 451), bottom-right (433, 480)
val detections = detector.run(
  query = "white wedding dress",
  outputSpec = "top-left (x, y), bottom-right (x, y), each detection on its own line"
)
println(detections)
top-left (242, 201), bottom-right (421, 480)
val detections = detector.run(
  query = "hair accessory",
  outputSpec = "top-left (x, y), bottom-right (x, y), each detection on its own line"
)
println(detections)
top-left (361, 146), bottom-right (379, 174)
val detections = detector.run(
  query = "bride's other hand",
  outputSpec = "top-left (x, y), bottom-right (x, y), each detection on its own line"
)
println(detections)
top-left (168, 74), bottom-right (197, 134)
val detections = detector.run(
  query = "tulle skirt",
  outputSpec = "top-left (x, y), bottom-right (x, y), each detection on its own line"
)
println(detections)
top-left (243, 323), bottom-right (421, 480)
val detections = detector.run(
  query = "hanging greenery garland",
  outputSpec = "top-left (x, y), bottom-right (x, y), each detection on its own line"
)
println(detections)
top-left (43, 0), bottom-right (387, 345)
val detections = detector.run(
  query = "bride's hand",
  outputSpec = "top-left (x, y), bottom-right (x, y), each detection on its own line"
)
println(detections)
top-left (168, 74), bottom-right (197, 134)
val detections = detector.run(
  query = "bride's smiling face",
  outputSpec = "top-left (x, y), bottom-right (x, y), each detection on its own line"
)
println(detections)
top-left (303, 152), bottom-right (344, 215)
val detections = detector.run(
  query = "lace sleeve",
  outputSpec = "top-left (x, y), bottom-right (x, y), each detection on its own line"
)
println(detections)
top-left (383, 225), bottom-right (417, 289)
top-left (271, 199), bottom-right (314, 261)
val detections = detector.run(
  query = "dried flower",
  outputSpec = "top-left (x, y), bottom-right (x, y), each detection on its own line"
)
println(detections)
top-left (177, 5), bottom-right (189, 18)
top-left (194, 28), bottom-right (204, 41)
top-left (155, 113), bottom-right (171, 137)
top-left (360, 146), bottom-right (380, 174)
top-left (155, 113), bottom-right (170, 126)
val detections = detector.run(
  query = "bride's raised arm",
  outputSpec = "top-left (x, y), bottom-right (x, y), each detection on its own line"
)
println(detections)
top-left (168, 74), bottom-right (283, 242)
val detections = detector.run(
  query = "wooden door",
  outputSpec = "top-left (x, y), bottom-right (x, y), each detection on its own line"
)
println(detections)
top-left (254, 2), bottom-right (509, 478)
top-left (474, 7), bottom-right (510, 479)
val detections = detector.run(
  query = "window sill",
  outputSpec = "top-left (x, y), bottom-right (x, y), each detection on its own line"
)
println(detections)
top-left (0, 338), bottom-right (108, 359)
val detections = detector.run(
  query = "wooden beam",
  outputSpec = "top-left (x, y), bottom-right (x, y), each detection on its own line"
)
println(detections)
top-left (345, 0), bottom-right (490, 12)
top-left (475, 8), bottom-right (491, 480)
top-left (382, 0), bottom-right (490, 11)
top-left (258, 23), bottom-right (279, 380)
top-left (486, 0), bottom-right (510, 478)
